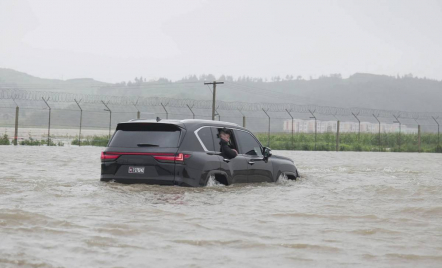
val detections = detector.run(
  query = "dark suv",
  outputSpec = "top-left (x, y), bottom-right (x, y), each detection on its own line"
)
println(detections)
top-left (101, 119), bottom-right (299, 186)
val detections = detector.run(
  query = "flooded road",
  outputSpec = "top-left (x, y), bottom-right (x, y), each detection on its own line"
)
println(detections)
top-left (1, 146), bottom-right (441, 268)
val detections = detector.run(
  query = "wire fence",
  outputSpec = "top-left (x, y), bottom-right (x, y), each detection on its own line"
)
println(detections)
top-left (0, 88), bottom-right (441, 152)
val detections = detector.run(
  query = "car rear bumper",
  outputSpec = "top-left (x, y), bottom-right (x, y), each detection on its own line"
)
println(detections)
top-left (100, 175), bottom-right (175, 185)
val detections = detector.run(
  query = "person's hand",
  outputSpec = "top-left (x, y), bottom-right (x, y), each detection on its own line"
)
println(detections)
top-left (232, 149), bottom-right (238, 155)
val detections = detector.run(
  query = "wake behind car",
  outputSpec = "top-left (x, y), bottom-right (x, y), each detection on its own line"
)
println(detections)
top-left (101, 119), bottom-right (299, 186)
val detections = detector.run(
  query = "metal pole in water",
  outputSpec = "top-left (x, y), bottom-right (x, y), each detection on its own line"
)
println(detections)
top-left (42, 97), bottom-right (51, 146)
top-left (262, 108), bottom-right (270, 147)
top-left (74, 99), bottom-right (83, 147)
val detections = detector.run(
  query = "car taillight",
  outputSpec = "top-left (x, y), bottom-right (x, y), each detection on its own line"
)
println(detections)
top-left (153, 153), bottom-right (191, 163)
top-left (101, 152), bottom-right (120, 161)
top-left (101, 152), bottom-right (190, 163)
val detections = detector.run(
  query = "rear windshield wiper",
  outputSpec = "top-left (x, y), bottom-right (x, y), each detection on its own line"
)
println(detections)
top-left (137, 143), bottom-right (159, 147)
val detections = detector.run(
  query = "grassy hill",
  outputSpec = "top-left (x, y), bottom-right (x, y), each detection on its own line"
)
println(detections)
top-left (1, 68), bottom-right (442, 113)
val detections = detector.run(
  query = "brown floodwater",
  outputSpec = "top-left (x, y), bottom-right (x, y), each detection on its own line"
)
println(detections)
top-left (1, 146), bottom-right (441, 268)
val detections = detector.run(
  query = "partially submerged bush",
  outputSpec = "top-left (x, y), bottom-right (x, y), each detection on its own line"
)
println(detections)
top-left (0, 134), bottom-right (11, 145)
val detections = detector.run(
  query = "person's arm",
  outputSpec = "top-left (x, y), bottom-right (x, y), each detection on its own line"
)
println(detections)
top-left (219, 139), bottom-right (238, 159)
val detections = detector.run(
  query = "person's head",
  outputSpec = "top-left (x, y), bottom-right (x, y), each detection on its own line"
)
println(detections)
top-left (219, 128), bottom-right (231, 141)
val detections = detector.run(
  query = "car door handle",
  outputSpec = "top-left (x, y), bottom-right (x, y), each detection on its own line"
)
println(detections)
top-left (248, 161), bottom-right (255, 165)
top-left (223, 159), bottom-right (230, 163)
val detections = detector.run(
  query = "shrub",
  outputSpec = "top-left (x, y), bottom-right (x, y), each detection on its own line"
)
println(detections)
top-left (0, 134), bottom-right (11, 145)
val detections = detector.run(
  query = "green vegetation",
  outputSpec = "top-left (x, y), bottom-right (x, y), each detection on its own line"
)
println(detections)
top-left (255, 132), bottom-right (442, 153)
top-left (0, 134), bottom-right (11, 145)
top-left (19, 135), bottom-right (63, 146)
top-left (69, 132), bottom-right (441, 153)
top-left (71, 135), bottom-right (109, 147)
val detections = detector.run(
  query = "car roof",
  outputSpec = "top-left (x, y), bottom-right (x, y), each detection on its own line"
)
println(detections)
top-left (121, 118), bottom-right (242, 130)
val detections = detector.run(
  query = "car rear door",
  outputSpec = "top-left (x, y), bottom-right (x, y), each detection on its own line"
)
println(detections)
top-left (234, 130), bottom-right (274, 183)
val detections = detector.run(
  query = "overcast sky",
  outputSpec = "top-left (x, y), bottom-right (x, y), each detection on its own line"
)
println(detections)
top-left (1, 0), bottom-right (442, 83)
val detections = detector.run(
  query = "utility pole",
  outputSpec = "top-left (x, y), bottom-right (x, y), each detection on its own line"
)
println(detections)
top-left (204, 81), bottom-right (224, 120)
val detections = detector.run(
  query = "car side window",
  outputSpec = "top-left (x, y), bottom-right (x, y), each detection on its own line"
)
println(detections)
top-left (196, 127), bottom-right (215, 151)
top-left (234, 130), bottom-right (263, 157)
top-left (211, 127), bottom-right (240, 152)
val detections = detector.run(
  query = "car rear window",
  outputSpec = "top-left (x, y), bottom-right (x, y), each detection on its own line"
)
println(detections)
top-left (109, 123), bottom-right (182, 148)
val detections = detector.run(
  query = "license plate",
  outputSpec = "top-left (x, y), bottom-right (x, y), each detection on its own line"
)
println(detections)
top-left (128, 167), bottom-right (145, 174)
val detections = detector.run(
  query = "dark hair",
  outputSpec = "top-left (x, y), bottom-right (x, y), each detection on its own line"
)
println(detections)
top-left (219, 127), bottom-right (231, 135)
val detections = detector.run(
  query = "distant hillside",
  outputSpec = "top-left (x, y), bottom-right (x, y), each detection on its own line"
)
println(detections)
top-left (1, 69), bottom-right (441, 113)
top-left (0, 68), bottom-right (108, 94)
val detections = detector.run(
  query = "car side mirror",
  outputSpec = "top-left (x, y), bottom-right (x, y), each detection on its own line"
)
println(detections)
top-left (262, 147), bottom-right (272, 159)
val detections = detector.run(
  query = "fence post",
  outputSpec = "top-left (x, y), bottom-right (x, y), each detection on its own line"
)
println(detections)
top-left (393, 114), bottom-right (401, 151)
top-left (373, 114), bottom-right (381, 152)
top-left (418, 125), bottom-right (421, 153)
top-left (309, 109), bottom-right (317, 150)
top-left (42, 97), bottom-right (51, 146)
top-left (336, 120), bottom-right (340, 151)
top-left (74, 99), bottom-right (83, 147)
top-left (161, 102), bottom-right (169, 119)
top-left (215, 107), bottom-right (221, 121)
top-left (133, 100), bottom-right (140, 119)
top-left (413, 117), bottom-right (420, 153)
top-left (262, 108), bottom-right (270, 147)
top-left (286, 109), bottom-right (294, 149)
top-left (238, 109), bottom-right (246, 128)
top-left (12, 99), bottom-right (19, 145)
top-left (352, 112), bottom-right (361, 141)
top-left (432, 116), bottom-right (440, 149)
top-left (186, 104), bottom-right (195, 119)
top-left (101, 101), bottom-right (112, 140)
